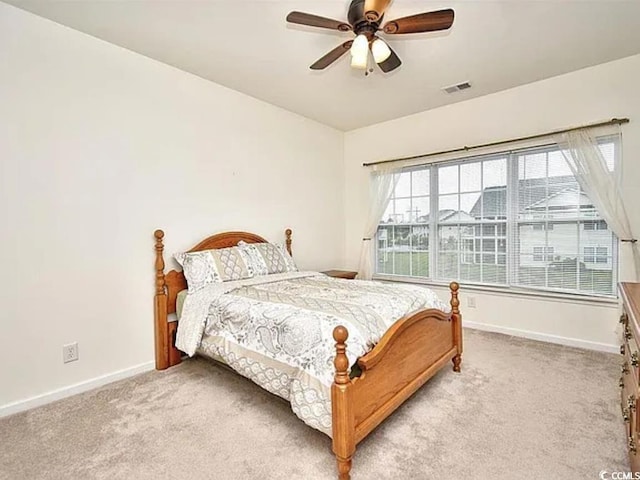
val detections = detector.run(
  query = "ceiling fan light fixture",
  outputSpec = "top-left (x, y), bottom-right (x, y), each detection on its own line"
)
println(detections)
top-left (351, 51), bottom-right (368, 70)
top-left (350, 34), bottom-right (369, 57)
top-left (371, 38), bottom-right (391, 64)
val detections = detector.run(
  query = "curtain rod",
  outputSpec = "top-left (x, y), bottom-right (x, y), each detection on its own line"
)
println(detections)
top-left (362, 117), bottom-right (630, 167)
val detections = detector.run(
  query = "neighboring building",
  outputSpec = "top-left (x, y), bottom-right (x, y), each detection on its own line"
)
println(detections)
top-left (378, 175), bottom-right (613, 271)
top-left (467, 176), bottom-right (611, 271)
top-left (378, 209), bottom-right (475, 254)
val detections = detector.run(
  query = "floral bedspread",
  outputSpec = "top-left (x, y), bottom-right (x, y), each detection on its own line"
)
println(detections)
top-left (176, 272), bottom-right (450, 436)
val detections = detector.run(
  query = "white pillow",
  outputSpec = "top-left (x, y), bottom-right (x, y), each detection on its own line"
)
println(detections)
top-left (237, 241), bottom-right (298, 275)
top-left (175, 246), bottom-right (253, 292)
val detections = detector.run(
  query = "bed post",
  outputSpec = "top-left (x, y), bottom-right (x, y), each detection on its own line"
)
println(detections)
top-left (450, 281), bottom-right (462, 372)
top-left (285, 228), bottom-right (292, 256)
top-left (154, 230), bottom-right (170, 370)
top-left (332, 326), bottom-right (355, 480)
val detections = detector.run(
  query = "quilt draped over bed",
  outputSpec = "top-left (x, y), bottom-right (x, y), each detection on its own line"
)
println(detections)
top-left (176, 272), bottom-right (450, 436)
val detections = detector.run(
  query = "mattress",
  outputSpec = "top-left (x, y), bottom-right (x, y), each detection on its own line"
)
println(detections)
top-left (176, 289), bottom-right (188, 320)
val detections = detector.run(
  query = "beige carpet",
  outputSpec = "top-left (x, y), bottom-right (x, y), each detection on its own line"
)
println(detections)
top-left (0, 329), bottom-right (628, 480)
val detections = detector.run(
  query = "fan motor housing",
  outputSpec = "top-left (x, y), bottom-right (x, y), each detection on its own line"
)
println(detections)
top-left (348, 0), bottom-right (383, 31)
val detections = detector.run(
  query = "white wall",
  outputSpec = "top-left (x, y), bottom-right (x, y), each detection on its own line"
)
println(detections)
top-left (345, 54), bottom-right (640, 350)
top-left (0, 3), bottom-right (344, 410)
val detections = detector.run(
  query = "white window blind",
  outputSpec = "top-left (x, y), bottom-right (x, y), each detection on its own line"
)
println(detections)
top-left (375, 139), bottom-right (618, 297)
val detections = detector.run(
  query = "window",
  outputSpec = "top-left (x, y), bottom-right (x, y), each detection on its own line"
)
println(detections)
top-left (583, 220), bottom-right (608, 231)
top-left (533, 246), bottom-right (555, 262)
top-left (377, 168), bottom-right (430, 277)
top-left (376, 139), bottom-right (618, 296)
top-left (584, 246), bottom-right (609, 264)
top-left (533, 247), bottom-right (543, 262)
top-left (533, 223), bottom-right (554, 231)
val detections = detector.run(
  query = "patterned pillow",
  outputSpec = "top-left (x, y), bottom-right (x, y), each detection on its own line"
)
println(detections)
top-left (238, 241), bottom-right (298, 275)
top-left (175, 246), bottom-right (253, 291)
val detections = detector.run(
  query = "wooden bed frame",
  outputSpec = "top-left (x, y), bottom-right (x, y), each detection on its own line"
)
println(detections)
top-left (153, 228), bottom-right (462, 480)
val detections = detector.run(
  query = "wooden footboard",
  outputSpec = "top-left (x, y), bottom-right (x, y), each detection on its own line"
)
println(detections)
top-left (332, 282), bottom-right (462, 480)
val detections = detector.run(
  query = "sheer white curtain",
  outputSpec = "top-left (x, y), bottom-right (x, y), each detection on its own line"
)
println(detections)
top-left (556, 127), bottom-right (638, 280)
top-left (356, 165), bottom-right (400, 280)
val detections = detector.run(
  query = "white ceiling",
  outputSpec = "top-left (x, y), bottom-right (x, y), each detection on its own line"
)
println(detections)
top-left (5, 0), bottom-right (640, 131)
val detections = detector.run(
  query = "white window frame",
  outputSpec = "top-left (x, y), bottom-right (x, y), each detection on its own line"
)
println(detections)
top-left (374, 138), bottom-right (620, 299)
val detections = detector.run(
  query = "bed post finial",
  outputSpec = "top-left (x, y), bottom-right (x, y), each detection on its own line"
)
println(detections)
top-left (450, 281), bottom-right (459, 313)
top-left (154, 229), bottom-right (166, 295)
top-left (285, 228), bottom-right (292, 256)
top-left (332, 325), bottom-right (354, 480)
top-left (333, 326), bottom-right (350, 385)
top-left (449, 281), bottom-right (462, 372)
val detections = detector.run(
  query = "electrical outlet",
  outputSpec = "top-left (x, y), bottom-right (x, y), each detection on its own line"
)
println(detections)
top-left (63, 342), bottom-right (79, 363)
top-left (467, 296), bottom-right (477, 308)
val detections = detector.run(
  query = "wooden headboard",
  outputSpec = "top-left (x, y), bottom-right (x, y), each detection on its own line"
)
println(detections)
top-left (153, 228), bottom-right (293, 370)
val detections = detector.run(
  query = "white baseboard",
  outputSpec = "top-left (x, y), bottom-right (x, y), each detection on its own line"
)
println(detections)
top-left (464, 320), bottom-right (619, 354)
top-left (0, 361), bottom-right (155, 418)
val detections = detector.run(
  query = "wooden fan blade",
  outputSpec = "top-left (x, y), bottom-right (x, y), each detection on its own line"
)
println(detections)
top-left (383, 9), bottom-right (454, 34)
top-left (377, 45), bottom-right (401, 73)
top-left (287, 11), bottom-right (351, 32)
top-left (310, 41), bottom-right (353, 70)
top-left (363, 0), bottom-right (392, 21)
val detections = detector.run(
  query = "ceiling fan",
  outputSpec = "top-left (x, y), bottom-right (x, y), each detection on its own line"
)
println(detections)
top-left (286, 0), bottom-right (454, 74)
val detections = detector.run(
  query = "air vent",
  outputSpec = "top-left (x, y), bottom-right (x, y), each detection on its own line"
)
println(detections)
top-left (442, 81), bottom-right (472, 94)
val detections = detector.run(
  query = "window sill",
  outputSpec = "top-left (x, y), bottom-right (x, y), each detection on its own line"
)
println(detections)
top-left (372, 274), bottom-right (619, 307)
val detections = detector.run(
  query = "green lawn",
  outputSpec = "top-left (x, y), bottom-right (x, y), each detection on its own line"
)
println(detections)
top-left (377, 250), bottom-right (428, 276)
top-left (377, 251), bottom-right (613, 295)
top-left (377, 251), bottom-right (505, 283)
